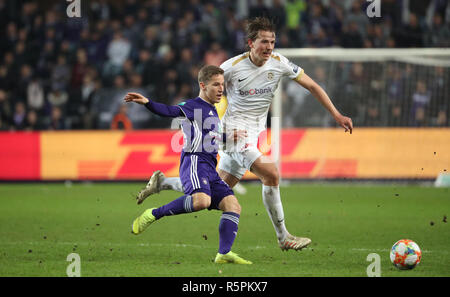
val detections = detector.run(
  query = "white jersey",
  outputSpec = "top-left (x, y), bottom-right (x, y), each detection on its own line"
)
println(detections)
top-left (220, 51), bottom-right (304, 147)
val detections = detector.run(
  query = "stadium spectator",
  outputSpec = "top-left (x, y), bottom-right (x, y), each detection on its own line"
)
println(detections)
top-left (309, 27), bottom-right (333, 48)
top-left (147, 0), bottom-right (164, 25)
top-left (172, 12), bottom-right (197, 51)
top-left (270, 0), bottom-right (286, 30)
top-left (122, 14), bottom-right (141, 48)
top-left (344, 0), bottom-right (370, 38)
top-left (158, 45), bottom-right (177, 86)
top-left (394, 13), bottom-right (424, 47)
top-left (409, 0), bottom-right (432, 24)
top-left (306, 2), bottom-right (331, 45)
top-left (386, 66), bottom-right (406, 127)
top-left (139, 25), bottom-right (160, 54)
top-left (104, 31), bottom-right (131, 78)
top-left (47, 86), bottom-right (69, 111)
top-left (224, 15), bottom-right (247, 55)
top-left (367, 24), bottom-right (390, 48)
top-left (111, 103), bottom-right (133, 130)
top-left (48, 106), bottom-right (66, 130)
top-left (157, 17), bottom-right (173, 46)
top-left (77, 73), bottom-right (99, 129)
top-left (426, 14), bottom-right (450, 47)
top-left (12, 101), bottom-right (27, 130)
top-left (82, 28), bottom-right (109, 68)
top-left (176, 48), bottom-right (195, 83)
top-left (187, 65), bottom-right (201, 97)
top-left (410, 80), bottom-right (431, 127)
top-left (327, 1), bottom-right (345, 43)
top-left (16, 64), bottom-right (34, 102)
top-left (199, 2), bottom-right (222, 41)
top-left (189, 32), bottom-right (207, 63)
top-left (203, 42), bottom-right (228, 67)
top-left (135, 49), bottom-right (159, 88)
top-left (380, 0), bottom-right (403, 27)
top-left (284, 0), bottom-right (307, 47)
top-left (129, 73), bottom-right (144, 89)
top-left (277, 30), bottom-right (292, 48)
top-left (24, 109), bottom-right (42, 131)
top-left (27, 77), bottom-right (45, 112)
top-left (249, 0), bottom-right (271, 20)
top-left (0, 65), bottom-right (11, 91)
top-left (90, 0), bottom-right (113, 21)
top-left (51, 55), bottom-right (71, 92)
top-left (364, 99), bottom-right (382, 126)
top-left (434, 108), bottom-right (448, 127)
top-left (121, 58), bottom-right (136, 84)
top-left (340, 21), bottom-right (364, 48)
top-left (71, 48), bottom-right (89, 89)
top-left (0, 89), bottom-right (11, 130)
top-left (5, 22), bottom-right (18, 54)
top-left (171, 83), bottom-right (192, 106)
top-left (430, 67), bottom-right (448, 126)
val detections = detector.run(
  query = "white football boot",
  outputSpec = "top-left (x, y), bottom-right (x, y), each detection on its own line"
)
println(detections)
top-left (136, 170), bottom-right (165, 205)
top-left (278, 234), bottom-right (311, 251)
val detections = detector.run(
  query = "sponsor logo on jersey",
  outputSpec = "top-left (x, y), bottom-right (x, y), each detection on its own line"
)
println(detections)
top-left (239, 87), bottom-right (272, 96)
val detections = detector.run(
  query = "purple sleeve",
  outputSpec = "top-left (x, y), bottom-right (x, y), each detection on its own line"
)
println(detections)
top-left (144, 100), bottom-right (184, 118)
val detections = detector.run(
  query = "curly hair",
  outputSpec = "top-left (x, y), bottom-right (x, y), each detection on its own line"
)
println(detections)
top-left (246, 17), bottom-right (276, 43)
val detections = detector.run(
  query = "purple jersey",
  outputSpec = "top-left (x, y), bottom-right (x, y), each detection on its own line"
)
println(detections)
top-left (144, 96), bottom-right (233, 204)
top-left (177, 97), bottom-right (223, 168)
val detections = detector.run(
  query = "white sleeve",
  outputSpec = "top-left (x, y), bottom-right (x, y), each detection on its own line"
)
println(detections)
top-left (277, 52), bottom-right (304, 80)
top-left (220, 58), bottom-right (233, 84)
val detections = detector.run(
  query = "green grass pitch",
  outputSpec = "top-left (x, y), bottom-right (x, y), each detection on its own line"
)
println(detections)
top-left (0, 182), bottom-right (449, 277)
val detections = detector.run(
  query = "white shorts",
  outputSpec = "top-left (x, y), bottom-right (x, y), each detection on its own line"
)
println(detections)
top-left (218, 146), bottom-right (262, 180)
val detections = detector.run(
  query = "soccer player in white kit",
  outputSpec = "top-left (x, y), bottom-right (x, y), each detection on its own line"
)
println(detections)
top-left (138, 17), bottom-right (353, 251)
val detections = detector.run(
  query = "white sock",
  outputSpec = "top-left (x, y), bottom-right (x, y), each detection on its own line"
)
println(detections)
top-left (161, 177), bottom-right (184, 192)
top-left (262, 185), bottom-right (288, 241)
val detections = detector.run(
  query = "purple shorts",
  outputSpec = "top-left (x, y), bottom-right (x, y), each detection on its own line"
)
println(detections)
top-left (180, 154), bottom-right (234, 210)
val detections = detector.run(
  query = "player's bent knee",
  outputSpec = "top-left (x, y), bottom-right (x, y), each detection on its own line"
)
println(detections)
top-left (267, 170), bottom-right (280, 185)
top-left (192, 192), bottom-right (211, 211)
top-left (259, 168), bottom-right (279, 186)
top-left (251, 157), bottom-right (280, 186)
top-left (219, 195), bottom-right (241, 214)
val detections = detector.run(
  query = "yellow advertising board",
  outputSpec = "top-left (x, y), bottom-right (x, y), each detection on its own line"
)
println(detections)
top-left (1, 128), bottom-right (449, 180)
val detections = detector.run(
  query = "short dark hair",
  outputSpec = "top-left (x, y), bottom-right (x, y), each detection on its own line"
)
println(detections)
top-left (246, 17), bottom-right (276, 43)
top-left (198, 65), bottom-right (224, 84)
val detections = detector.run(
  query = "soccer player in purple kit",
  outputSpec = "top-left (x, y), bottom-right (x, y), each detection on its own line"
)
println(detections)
top-left (124, 65), bottom-right (252, 264)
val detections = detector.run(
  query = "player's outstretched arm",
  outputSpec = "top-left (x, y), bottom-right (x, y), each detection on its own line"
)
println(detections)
top-left (124, 92), bottom-right (183, 118)
top-left (295, 73), bottom-right (353, 134)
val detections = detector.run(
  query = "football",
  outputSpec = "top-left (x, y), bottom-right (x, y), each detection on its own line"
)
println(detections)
top-left (390, 239), bottom-right (422, 270)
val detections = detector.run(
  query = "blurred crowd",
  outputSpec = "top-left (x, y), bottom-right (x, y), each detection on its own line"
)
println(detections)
top-left (282, 61), bottom-right (449, 128)
top-left (0, 0), bottom-right (449, 131)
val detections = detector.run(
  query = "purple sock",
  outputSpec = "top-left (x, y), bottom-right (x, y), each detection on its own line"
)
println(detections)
top-left (218, 212), bottom-right (240, 254)
top-left (152, 195), bottom-right (193, 220)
